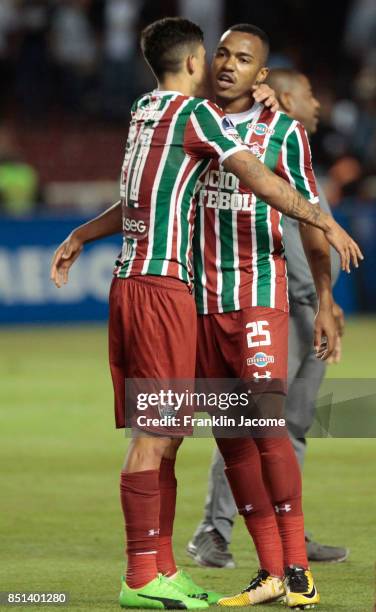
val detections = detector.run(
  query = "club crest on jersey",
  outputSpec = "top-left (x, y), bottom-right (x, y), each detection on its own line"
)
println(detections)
top-left (247, 122), bottom-right (275, 136)
top-left (248, 142), bottom-right (265, 159)
top-left (247, 352), bottom-right (275, 368)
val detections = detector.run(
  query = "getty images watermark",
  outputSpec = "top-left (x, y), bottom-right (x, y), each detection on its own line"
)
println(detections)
top-left (123, 378), bottom-right (376, 438)
top-left (124, 378), bottom-right (288, 437)
top-left (135, 388), bottom-right (286, 430)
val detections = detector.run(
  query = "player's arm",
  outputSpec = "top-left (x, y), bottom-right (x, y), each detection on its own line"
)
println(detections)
top-left (299, 223), bottom-right (336, 359)
top-left (279, 121), bottom-right (336, 358)
top-left (224, 151), bottom-right (362, 272)
top-left (51, 200), bottom-right (122, 288)
top-left (327, 302), bottom-right (345, 364)
top-left (186, 101), bottom-right (363, 271)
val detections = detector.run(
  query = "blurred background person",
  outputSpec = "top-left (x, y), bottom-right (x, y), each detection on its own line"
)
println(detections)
top-left (49, 0), bottom-right (98, 118)
top-left (100, 0), bottom-right (143, 120)
top-left (0, 126), bottom-right (42, 216)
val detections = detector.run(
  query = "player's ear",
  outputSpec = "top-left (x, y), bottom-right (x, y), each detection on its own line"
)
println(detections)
top-left (187, 54), bottom-right (196, 75)
top-left (280, 91), bottom-right (292, 114)
top-left (255, 66), bottom-right (269, 84)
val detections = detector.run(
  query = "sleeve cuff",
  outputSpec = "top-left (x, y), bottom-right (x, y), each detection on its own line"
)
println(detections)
top-left (218, 145), bottom-right (249, 165)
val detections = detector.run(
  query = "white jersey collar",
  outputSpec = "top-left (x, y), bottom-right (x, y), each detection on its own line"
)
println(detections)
top-left (152, 89), bottom-right (184, 96)
top-left (227, 102), bottom-right (263, 125)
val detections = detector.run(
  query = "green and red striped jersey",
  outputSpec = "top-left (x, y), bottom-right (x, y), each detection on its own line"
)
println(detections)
top-left (114, 90), bottom-right (247, 284)
top-left (193, 103), bottom-right (319, 314)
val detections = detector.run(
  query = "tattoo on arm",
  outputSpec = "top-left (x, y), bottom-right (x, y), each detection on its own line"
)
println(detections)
top-left (234, 155), bottom-right (327, 229)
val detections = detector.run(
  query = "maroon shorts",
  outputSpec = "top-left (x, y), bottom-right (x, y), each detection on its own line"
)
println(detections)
top-left (196, 306), bottom-right (288, 395)
top-left (109, 275), bottom-right (197, 429)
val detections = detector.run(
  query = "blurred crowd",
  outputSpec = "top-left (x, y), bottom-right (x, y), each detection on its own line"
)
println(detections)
top-left (0, 0), bottom-right (375, 214)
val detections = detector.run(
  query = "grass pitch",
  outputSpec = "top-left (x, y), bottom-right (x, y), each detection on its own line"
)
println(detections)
top-left (1, 318), bottom-right (375, 611)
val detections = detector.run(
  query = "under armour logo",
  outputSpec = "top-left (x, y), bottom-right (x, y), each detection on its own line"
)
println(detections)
top-left (148, 529), bottom-right (160, 536)
top-left (275, 504), bottom-right (291, 513)
top-left (239, 503), bottom-right (254, 514)
top-left (253, 371), bottom-right (271, 379)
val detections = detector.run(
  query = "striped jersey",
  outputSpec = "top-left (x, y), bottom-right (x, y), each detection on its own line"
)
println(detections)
top-left (193, 102), bottom-right (319, 314)
top-left (114, 90), bottom-right (247, 284)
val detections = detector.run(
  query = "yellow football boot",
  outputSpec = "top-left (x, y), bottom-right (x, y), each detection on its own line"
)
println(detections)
top-left (284, 566), bottom-right (320, 609)
top-left (218, 569), bottom-right (284, 606)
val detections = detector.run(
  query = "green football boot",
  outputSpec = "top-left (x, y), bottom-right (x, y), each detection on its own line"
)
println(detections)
top-left (119, 574), bottom-right (209, 609)
top-left (168, 569), bottom-right (224, 604)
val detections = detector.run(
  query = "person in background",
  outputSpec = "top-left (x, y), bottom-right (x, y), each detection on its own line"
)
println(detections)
top-left (187, 68), bottom-right (348, 570)
top-left (101, 0), bottom-right (143, 119)
top-left (0, 127), bottom-right (42, 215)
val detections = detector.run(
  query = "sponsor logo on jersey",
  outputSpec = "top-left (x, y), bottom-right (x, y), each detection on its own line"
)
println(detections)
top-left (253, 371), bottom-right (272, 379)
top-left (249, 141), bottom-right (265, 159)
top-left (123, 217), bottom-right (147, 234)
top-left (247, 352), bottom-right (274, 368)
top-left (247, 122), bottom-right (275, 136)
top-left (198, 188), bottom-right (253, 211)
top-left (123, 208), bottom-right (149, 239)
top-left (202, 168), bottom-right (240, 190)
top-left (198, 169), bottom-right (253, 210)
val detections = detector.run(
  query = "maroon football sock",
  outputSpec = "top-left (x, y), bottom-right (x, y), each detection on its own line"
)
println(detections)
top-left (276, 515), bottom-right (307, 568)
top-left (216, 438), bottom-right (284, 577)
top-left (120, 470), bottom-right (160, 588)
top-left (157, 457), bottom-right (178, 576)
top-left (255, 437), bottom-right (308, 568)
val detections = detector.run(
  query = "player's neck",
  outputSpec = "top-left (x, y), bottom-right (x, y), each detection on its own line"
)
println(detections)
top-left (157, 74), bottom-right (195, 97)
top-left (217, 94), bottom-right (254, 115)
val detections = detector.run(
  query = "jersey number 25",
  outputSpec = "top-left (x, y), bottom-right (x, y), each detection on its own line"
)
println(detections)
top-left (246, 321), bottom-right (271, 348)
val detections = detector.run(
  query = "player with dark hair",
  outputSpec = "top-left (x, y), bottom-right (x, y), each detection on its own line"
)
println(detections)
top-left (228, 23), bottom-right (270, 61)
top-left (51, 17), bottom-right (361, 610)
top-left (141, 17), bottom-right (205, 79)
top-left (188, 26), bottom-right (344, 608)
top-left (189, 67), bottom-right (348, 578)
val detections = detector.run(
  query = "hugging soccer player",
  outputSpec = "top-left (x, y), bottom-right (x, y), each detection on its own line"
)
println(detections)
top-left (51, 17), bottom-right (362, 610)
top-left (191, 25), bottom-right (331, 608)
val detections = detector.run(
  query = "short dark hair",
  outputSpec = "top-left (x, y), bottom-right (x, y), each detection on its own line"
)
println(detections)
top-left (228, 23), bottom-right (270, 62)
top-left (141, 17), bottom-right (204, 80)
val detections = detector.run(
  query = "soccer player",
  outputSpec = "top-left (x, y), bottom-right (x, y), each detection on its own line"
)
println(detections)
top-left (188, 25), bottom-right (348, 608)
top-left (50, 18), bottom-right (362, 610)
top-left (188, 67), bottom-right (349, 578)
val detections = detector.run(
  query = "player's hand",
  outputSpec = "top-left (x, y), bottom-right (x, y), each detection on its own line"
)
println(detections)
top-left (314, 303), bottom-right (337, 360)
top-left (252, 83), bottom-right (279, 112)
top-left (324, 218), bottom-right (363, 273)
top-left (50, 232), bottom-right (83, 288)
top-left (326, 334), bottom-right (342, 364)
